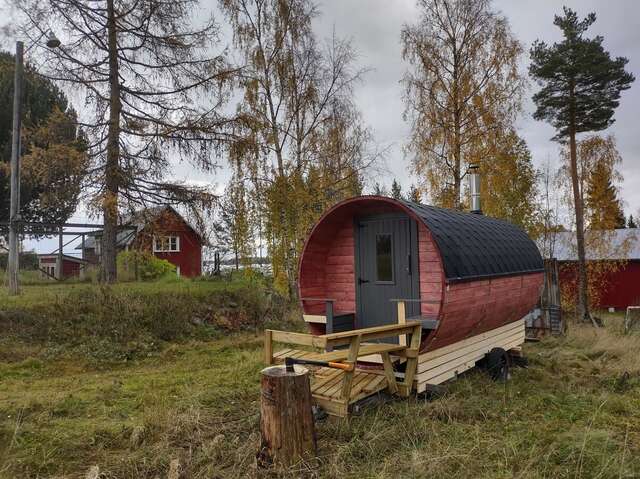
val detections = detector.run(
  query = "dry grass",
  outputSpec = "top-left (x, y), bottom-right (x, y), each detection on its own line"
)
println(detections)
top-left (1, 311), bottom-right (640, 478)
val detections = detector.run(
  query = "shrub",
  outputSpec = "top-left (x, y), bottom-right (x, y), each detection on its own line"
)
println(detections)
top-left (117, 251), bottom-right (176, 281)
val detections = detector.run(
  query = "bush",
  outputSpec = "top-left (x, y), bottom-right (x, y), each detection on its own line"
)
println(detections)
top-left (117, 251), bottom-right (176, 281)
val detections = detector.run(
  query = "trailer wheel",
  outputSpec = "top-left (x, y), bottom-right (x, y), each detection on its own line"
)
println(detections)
top-left (484, 347), bottom-right (510, 382)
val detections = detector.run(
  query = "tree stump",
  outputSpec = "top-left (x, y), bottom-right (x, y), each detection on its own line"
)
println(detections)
top-left (257, 365), bottom-right (317, 468)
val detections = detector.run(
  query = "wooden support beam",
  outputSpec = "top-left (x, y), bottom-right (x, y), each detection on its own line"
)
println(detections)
top-left (56, 227), bottom-right (63, 280)
top-left (340, 335), bottom-right (361, 402)
top-left (398, 323), bottom-right (422, 397)
top-left (381, 352), bottom-right (398, 394)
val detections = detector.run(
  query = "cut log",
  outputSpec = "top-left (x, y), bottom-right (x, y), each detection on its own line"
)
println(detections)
top-left (257, 365), bottom-right (317, 468)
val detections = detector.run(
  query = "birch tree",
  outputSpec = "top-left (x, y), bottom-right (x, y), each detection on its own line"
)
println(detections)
top-left (221, 0), bottom-right (373, 295)
top-left (402, 0), bottom-right (524, 208)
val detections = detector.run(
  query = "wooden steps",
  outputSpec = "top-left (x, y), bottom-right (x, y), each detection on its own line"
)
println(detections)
top-left (266, 322), bottom-right (423, 417)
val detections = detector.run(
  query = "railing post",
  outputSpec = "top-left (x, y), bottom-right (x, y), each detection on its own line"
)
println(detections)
top-left (325, 300), bottom-right (334, 352)
top-left (397, 300), bottom-right (406, 346)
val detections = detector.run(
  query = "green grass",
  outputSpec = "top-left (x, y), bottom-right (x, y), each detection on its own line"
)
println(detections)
top-left (0, 276), bottom-right (244, 309)
top-left (1, 315), bottom-right (640, 478)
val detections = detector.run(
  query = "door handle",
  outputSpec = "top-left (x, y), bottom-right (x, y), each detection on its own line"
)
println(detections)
top-left (358, 278), bottom-right (370, 285)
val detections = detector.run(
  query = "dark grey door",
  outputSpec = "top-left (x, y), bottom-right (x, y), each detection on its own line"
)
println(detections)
top-left (355, 215), bottom-right (419, 333)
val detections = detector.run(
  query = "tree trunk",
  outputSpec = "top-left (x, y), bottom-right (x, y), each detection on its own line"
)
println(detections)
top-left (102, 0), bottom-right (122, 283)
top-left (257, 365), bottom-right (317, 468)
top-left (569, 128), bottom-right (594, 326)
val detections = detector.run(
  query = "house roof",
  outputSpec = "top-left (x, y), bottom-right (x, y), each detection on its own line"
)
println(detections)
top-left (75, 205), bottom-right (203, 250)
top-left (545, 229), bottom-right (640, 261)
top-left (401, 200), bottom-right (544, 282)
top-left (38, 253), bottom-right (88, 264)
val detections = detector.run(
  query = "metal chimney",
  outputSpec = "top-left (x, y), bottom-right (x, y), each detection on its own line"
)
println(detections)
top-left (468, 163), bottom-right (482, 214)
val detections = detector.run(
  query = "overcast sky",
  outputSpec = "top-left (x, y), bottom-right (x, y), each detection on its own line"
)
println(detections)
top-left (3, 0), bottom-right (639, 253)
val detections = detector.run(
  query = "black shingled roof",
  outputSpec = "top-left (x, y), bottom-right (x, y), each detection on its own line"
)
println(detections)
top-left (401, 201), bottom-right (543, 282)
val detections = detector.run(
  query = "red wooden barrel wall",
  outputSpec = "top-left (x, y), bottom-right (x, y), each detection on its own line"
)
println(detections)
top-left (298, 197), bottom-right (543, 352)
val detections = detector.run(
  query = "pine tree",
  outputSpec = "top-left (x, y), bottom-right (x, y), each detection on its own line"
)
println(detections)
top-left (628, 215), bottom-right (637, 228)
top-left (215, 174), bottom-right (253, 270)
top-left (391, 179), bottom-right (402, 199)
top-left (529, 7), bottom-right (634, 325)
top-left (0, 52), bottom-right (86, 225)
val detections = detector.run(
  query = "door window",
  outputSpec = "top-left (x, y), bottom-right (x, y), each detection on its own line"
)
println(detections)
top-left (375, 234), bottom-right (394, 283)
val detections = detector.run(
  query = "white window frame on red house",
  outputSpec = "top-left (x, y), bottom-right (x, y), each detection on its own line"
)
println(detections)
top-left (153, 235), bottom-right (180, 253)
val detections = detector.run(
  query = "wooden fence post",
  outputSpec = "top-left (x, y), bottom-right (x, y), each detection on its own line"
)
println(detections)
top-left (257, 365), bottom-right (317, 468)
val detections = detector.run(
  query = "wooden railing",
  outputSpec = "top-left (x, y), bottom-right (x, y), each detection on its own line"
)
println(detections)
top-left (265, 321), bottom-right (423, 398)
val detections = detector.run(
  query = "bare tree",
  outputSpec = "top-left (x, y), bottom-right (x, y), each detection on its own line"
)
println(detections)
top-left (11, 0), bottom-right (236, 281)
top-left (402, 0), bottom-right (524, 208)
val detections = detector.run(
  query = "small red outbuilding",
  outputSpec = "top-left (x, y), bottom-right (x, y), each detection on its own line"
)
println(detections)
top-left (38, 254), bottom-right (88, 280)
top-left (549, 229), bottom-right (640, 310)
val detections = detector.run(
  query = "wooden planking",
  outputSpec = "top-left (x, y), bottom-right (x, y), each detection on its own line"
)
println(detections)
top-left (418, 332), bottom-right (525, 382)
top-left (416, 335), bottom-right (525, 391)
top-left (420, 319), bottom-right (524, 363)
top-left (323, 321), bottom-right (421, 343)
top-left (303, 314), bottom-right (327, 324)
top-left (312, 343), bottom-right (407, 362)
top-left (325, 219), bottom-right (356, 313)
top-left (418, 321), bottom-right (524, 373)
top-left (430, 272), bottom-right (542, 351)
top-left (417, 223), bottom-right (444, 318)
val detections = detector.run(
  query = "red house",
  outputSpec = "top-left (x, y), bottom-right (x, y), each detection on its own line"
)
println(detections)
top-left (77, 205), bottom-right (204, 277)
top-left (38, 254), bottom-right (88, 279)
top-left (548, 229), bottom-right (640, 310)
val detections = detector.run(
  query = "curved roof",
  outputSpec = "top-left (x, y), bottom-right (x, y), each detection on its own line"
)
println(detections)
top-left (400, 200), bottom-right (543, 282)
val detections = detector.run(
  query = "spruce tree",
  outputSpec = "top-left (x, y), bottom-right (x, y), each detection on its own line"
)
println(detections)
top-left (391, 179), bottom-right (403, 199)
top-left (529, 7), bottom-right (634, 325)
top-left (629, 215), bottom-right (637, 229)
top-left (586, 158), bottom-right (626, 230)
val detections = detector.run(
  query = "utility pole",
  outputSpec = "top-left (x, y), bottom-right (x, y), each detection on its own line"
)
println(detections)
top-left (6, 32), bottom-right (60, 295)
top-left (7, 41), bottom-right (24, 296)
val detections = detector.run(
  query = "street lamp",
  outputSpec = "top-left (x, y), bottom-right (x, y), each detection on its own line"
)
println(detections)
top-left (6, 30), bottom-right (61, 295)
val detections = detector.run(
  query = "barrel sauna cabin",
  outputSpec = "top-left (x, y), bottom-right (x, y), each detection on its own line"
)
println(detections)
top-left (297, 195), bottom-right (544, 393)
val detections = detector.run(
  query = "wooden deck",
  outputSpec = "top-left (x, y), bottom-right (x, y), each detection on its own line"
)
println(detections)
top-left (265, 322), bottom-right (423, 417)
top-left (265, 315), bottom-right (527, 417)
top-left (271, 349), bottom-right (391, 417)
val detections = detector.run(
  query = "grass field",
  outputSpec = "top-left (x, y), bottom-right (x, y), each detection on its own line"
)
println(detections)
top-left (1, 283), bottom-right (640, 478)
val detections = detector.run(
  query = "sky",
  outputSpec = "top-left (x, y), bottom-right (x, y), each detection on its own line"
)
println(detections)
top-left (2, 0), bottom-right (640, 254)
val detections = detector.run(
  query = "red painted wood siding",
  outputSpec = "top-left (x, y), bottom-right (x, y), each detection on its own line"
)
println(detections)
top-left (39, 257), bottom-right (82, 278)
top-left (299, 218), bottom-right (356, 316)
top-left (325, 220), bottom-right (356, 314)
top-left (417, 223), bottom-right (445, 318)
top-left (425, 272), bottom-right (543, 350)
top-left (133, 209), bottom-right (203, 277)
top-left (558, 260), bottom-right (640, 310)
